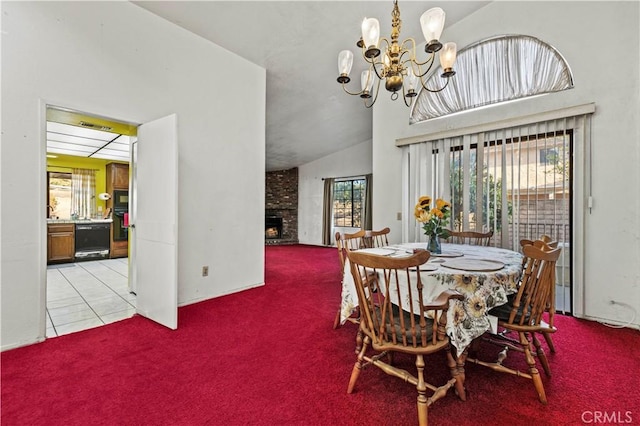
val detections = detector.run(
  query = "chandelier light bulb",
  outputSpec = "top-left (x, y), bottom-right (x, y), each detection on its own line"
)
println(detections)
top-left (338, 50), bottom-right (354, 76)
top-left (361, 17), bottom-right (380, 50)
top-left (440, 42), bottom-right (457, 77)
top-left (405, 67), bottom-right (419, 92)
top-left (361, 70), bottom-right (374, 93)
top-left (420, 7), bottom-right (446, 43)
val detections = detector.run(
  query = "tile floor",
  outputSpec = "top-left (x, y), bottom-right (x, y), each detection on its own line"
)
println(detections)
top-left (46, 258), bottom-right (136, 338)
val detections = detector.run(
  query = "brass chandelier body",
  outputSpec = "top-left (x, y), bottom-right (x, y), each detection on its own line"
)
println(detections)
top-left (337, 1), bottom-right (457, 108)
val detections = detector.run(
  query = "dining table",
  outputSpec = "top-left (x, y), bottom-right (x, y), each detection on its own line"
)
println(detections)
top-left (339, 242), bottom-right (524, 356)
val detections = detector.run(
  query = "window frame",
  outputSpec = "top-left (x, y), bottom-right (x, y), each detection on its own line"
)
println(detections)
top-left (332, 178), bottom-right (366, 228)
top-left (47, 171), bottom-right (72, 219)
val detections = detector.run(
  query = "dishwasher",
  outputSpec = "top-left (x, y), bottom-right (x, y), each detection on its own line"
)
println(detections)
top-left (75, 223), bottom-right (111, 260)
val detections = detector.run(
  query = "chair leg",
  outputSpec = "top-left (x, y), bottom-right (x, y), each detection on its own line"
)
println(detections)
top-left (531, 333), bottom-right (551, 377)
top-left (519, 332), bottom-right (547, 404)
top-left (355, 328), bottom-right (364, 355)
top-left (542, 332), bottom-right (556, 353)
top-left (447, 348), bottom-right (466, 401)
top-left (333, 309), bottom-right (341, 329)
top-left (415, 354), bottom-right (428, 426)
top-left (347, 335), bottom-right (369, 394)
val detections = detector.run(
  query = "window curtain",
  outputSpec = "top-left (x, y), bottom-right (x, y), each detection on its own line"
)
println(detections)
top-left (410, 35), bottom-right (575, 123)
top-left (362, 174), bottom-right (373, 230)
top-left (322, 178), bottom-right (334, 245)
top-left (71, 168), bottom-right (96, 219)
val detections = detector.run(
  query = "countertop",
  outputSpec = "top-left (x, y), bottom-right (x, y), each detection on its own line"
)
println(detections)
top-left (47, 219), bottom-right (113, 224)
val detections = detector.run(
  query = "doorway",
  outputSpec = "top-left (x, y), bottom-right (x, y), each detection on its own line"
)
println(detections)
top-left (45, 105), bottom-right (137, 337)
top-left (43, 104), bottom-right (180, 335)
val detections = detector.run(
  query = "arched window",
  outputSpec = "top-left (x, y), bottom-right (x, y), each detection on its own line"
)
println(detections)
top-left (410, 35), bottom-right (574, 123)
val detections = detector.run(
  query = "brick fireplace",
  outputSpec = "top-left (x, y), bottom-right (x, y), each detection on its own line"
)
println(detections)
top-left (265, 168), bottom-right (298, 245)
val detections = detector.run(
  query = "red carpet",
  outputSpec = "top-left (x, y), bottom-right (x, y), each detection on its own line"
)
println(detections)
top-left (2, 245), bottom-right (639, 425)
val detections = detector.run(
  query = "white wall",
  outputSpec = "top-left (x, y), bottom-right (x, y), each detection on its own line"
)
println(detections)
top-left (1, 2), bottom-right (266, 350)
top-left (372, 1), bottom-right (640, 327)
top-left (298, 140), bottom-right (372, 246)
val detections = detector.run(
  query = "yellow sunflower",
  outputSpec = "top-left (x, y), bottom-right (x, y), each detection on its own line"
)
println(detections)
top-left (467, 295), bottom-right (487, 318)
top-left (430, 207), bottom-right (444, 218)
top-left (452, 303), bottom-right (466, 326)
top-left (417, 196), bottom-right (431, 209)
top-left (415, 209), bottom-right (431, 223)
top-left (454, 275), bottom-right (477, 293)
top-left (436, 198), bottom-right (450, 210)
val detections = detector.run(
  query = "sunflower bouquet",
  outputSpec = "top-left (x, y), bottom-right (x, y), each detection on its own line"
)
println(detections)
top-left (414, 196), bottom-right (451, 240)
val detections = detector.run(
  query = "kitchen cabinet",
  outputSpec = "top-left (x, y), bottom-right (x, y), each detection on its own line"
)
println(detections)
top-left (110, 237), bottom-right (128, 258)
top-left (106, 162), bottom-right (129, 190)
top-left (47, 223), bottom-right (75, 264)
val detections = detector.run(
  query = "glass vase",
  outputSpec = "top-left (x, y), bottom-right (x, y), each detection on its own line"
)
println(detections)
top-left (427, 234), bottom-right (442, 254)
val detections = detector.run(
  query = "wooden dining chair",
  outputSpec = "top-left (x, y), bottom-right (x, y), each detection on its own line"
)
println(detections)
top-left (519, 237), bottom-right (560, 354)
top-left (540, 234), bottom-right (559, 248)
top-left (467, 244), bottom-right (562, 404)
top-left (446, 229), bottom-right (493, 246)
top-left (363, 227), bottom-right (390, 249)
top-left (346, 249), bottom-right (465, 426)
top-left (333, 230), bottom-right (374, 330)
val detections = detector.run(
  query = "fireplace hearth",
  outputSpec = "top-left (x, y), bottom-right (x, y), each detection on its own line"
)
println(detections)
top-left (265, 216), bottom-right (283, 239)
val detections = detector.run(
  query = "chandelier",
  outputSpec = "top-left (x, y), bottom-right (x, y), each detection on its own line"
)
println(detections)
top-left (336, 1), bottom-right (457, 108)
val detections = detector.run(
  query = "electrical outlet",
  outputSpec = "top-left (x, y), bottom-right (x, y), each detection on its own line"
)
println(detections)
top-left (202, 266), bottom-right (209, 277)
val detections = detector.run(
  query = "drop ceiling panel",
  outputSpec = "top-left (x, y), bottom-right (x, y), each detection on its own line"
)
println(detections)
top-left (47, 122), bottom-right (114, 141)
top-left (46, 121), bottom-right (132, 162)
top-left (47, 133), bottom-right (107, 148)
top-left (91, 152), bottom-right (130, 161)
top-left (47, 141), bottom-right (98, 153)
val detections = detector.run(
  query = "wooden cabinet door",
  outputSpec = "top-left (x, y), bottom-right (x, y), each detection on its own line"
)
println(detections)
top-left (48, 224), bottom-right (75, 263)
top-left (114, 164), bottom-right (129, 189)
top-left (107, 163), bottom-right (129, 191)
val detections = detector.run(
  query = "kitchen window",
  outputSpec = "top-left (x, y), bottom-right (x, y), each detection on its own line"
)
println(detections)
top-left (47, 172), bottom-right (72, 219)
top-left (47, 168), bottom-right (97, 219)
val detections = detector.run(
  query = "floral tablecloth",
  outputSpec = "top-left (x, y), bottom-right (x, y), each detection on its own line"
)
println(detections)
top-left (340, 242), bottom-right (523, 355)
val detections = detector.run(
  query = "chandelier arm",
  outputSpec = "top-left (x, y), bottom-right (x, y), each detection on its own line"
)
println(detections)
top-left (402, 58), bottom-right (423, 77)
top-left (397, 50), bottom-right (412, 68)
top-left (364, 75), bottom-right (383, 108)
top-left (417, 73), bottom-right (452, 93)
top-left (371, 62), bottom-right (385, 81)
top-left (401, 83), bottom-right (412, 107)
top-left (400, 37), bottom-right (418, 56)
top-left (341, 83), bottom-right (365, 97)
top-left (378, 37), bottom-right (392, 52)
top-left (411, 55), bottom-right (436, 72)
top-left (362, 37), bottom-right (392, 66)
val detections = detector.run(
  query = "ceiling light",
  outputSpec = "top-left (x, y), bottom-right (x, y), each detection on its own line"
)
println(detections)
top-left (79, 121), bottom-right (113, 132)
top-left (336, 0), bottom-right (457, 108)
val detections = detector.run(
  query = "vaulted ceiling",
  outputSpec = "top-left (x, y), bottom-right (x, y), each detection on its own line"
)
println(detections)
top-left (133, 1), bottom-right (489, 171)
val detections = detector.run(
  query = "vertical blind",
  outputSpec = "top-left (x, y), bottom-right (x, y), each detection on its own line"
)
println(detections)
top-left (401, 111), bottom-right (593, 314)
top-left (396, 104), bottom-right (595, 316)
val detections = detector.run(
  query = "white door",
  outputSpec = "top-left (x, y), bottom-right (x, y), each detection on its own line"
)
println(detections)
top-left (131, 114), bottom-right (178, 329)
top-left (128, 139), bottom-right (138, 294)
